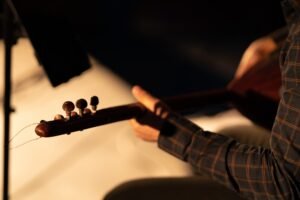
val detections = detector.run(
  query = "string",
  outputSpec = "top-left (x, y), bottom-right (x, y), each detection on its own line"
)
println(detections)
top-left (10, 137), bottom-right (41, 150)
top-left (9, 122), bottom-right (41, 150)
top-left (9, 123), bottom-right (39, 143)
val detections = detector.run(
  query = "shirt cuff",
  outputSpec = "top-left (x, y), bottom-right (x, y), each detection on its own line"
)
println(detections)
top-left (158, 112), bottom-right (203, 161)
top-left (268, 26), bottom-right (289, 47)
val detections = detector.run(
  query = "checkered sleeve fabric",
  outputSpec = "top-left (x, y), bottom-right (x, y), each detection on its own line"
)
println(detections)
top-left (158, 23), bottom-right (300, 200)
top-left (159, 117), bottom-right (294, 199)
top-left (269, 26), bottom-right (288, 47)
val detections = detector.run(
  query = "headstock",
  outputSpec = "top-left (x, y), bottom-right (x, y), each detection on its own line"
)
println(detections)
top-left (35, 96), bottom-right (144, 138)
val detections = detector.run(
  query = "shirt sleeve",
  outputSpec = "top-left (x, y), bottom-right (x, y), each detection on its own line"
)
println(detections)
top-left (157, 8), bottom-right (300, 199)
top-left (268, 26), bottom-right (289, 47)
top-left (158, 111), bottom-right (297, 199)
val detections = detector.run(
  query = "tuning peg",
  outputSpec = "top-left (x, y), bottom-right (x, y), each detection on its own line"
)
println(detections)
top-left (90, 96), bottom-right (99, 112)
top-left (76, 98), bottom-right (88, 116)
top-left (83, 108), bottom-right (92, 115)
top-left (54, 114), bottom-right (64, 120)
top-left (71, 111), bottom-right (78, 118)
top-left (62, 101), bottom-right (75, 119)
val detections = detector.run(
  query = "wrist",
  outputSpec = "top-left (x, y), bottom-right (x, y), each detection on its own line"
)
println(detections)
top-left (268, 26), bottom-right (289, 48)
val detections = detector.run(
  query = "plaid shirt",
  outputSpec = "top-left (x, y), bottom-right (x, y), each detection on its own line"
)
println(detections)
top-left (158, 1), bottom-right (300, 199)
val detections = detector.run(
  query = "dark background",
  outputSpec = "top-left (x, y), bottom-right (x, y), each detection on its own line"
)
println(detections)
top-left (6, 0), bottom-right (285, 96)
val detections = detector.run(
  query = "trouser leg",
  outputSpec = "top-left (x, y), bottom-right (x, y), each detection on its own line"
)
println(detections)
top-left (104, 176), bottom-right (244, 200)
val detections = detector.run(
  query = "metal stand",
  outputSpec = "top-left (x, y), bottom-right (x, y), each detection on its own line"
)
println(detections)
top-left (3, 0), bottom-right (18, 199)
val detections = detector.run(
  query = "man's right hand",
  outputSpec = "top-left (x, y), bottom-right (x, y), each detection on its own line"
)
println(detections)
top-left (234, 37), bottom-right (277, 79)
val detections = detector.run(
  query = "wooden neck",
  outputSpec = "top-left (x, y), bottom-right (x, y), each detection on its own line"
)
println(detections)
top-left (35, 88), bottom-right (235, 137)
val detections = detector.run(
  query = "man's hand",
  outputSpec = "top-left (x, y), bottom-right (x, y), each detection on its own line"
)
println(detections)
top-left (234, 37), bottom-right (277, 79)
top-left (130, 85), bottom-right (161, 142)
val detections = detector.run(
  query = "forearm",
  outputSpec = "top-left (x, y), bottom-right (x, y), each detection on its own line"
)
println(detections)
top-left (158, 115), bottom-right (294, 199)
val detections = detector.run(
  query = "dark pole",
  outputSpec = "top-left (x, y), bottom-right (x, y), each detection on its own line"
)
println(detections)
top-left (3, 0), bottom-right (14, 199)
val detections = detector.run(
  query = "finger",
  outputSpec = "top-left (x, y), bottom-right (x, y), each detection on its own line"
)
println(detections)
top-left (132, 85), bottom-right (159, 112)
top-left (130, 119), bottom-right (159, 134)
top-left (154, 102), bottom-right (170, 119)
top-left (129, 119), bottom-right (159, 142)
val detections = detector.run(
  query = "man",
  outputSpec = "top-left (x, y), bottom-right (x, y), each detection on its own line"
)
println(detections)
top-left (105, 0), bottom-right (300, 199)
